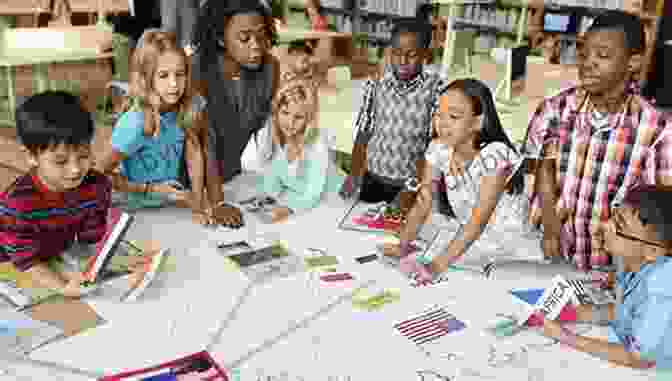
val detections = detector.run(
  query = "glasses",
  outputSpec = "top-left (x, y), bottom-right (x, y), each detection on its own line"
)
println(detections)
top-left (615, 230), bottom-right (669, 250)
top-left (610, 208), bottom-right (669, 250)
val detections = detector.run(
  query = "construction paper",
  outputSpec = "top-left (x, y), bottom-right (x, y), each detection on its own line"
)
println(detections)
top-left (304, 255), bottom-right (339, 268)
top-left (510, 289), bottom-right (545, 305)
top-left (23, 296), bottom-right (106, 339)
top-left (352, 289), bottom-right (401, 311)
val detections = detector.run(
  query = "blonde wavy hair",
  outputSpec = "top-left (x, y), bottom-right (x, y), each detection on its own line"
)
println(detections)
top-left (125, 31), bottom-right (195, 137)
top-left (271, 78), bottom-right (319, 149)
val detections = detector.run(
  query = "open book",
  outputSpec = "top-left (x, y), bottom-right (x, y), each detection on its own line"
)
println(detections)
top-left (84, 207), bottom-right (134, 283)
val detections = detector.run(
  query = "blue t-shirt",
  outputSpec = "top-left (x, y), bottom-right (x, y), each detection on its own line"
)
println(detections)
top-left (111, 111), bottom-right (185, 184)
top-left (609, 256), bottom-right (672, 368)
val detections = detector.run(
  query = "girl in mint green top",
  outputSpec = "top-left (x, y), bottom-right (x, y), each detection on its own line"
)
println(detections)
top-left (256, 79), bottom-right (343, 222)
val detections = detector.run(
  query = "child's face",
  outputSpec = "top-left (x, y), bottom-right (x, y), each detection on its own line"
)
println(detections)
top-left (289, 51), bottom-right (312, 75)
top-left (577, 28), bottom-right (631, 95)
top-left (277, 102), bottom-right (310, 140)
top-left (602, 205), bottom-right (665, 263)
top-left (222, 12), bottom-right (269, 71)
top-left (433, 90), bottom-right (480, 148)
top-left (29, 143), bottom-right (93, 192)
top-left (389, 32), bottom-right (427, 81)
top-left (153, 51), bottom-right (187, 108)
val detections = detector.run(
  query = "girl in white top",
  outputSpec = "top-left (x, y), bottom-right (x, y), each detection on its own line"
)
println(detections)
top-left (383, 79), bottom-right (542, 282)
top-left (254, 78), bottom-right (343, 223)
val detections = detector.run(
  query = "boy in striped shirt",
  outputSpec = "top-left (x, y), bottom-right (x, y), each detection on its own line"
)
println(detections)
top-left (1, 91), bottom-right (117, 297)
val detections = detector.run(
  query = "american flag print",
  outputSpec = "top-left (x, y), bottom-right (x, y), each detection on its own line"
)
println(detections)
top-left (394, 306), bottom-right (466, 345)
top-left (566, 279), bottom-right (591, 305)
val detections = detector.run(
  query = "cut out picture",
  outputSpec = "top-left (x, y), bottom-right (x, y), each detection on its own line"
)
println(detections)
top-left (228, 245), bottom-right (288, 268)
top-left (99, 351), bottom-right (227, 381)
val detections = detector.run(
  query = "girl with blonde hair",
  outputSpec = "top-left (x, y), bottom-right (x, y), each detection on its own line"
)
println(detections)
top-left (254, 78), bottom-right (343, 222)
top-left (98, 30), bottom-right (210, 224)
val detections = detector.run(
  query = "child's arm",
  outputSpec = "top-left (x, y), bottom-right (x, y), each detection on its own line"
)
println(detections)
top-left (183, 115), bottom-right (207, 214)
top-left (399, 160), bottom-right (434, 243)
top-left (542, 318), bottom-right (656, 369)
top-left (24, 262), bottom-right (72, 294)
top-left (431, 145), bottom-right (513, 271)
top-left (340, 79), bottom-right (376, 198)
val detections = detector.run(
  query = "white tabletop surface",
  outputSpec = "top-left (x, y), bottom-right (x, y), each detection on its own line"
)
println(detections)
top-left (2, 172), bottom-right (660, 380)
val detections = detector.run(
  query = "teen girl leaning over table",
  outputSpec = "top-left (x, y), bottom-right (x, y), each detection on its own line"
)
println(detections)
top-left (532, 184), bottom-right (672, 370)
top-left (382, 78), bottom-right (545, 283)
top-left (254, 78), bottom-right (343, 223)
top-left (97, 31), bottom-right (210, 225)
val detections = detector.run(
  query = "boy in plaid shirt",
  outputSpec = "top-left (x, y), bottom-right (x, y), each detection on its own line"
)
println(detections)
top-left (523, 11), bottom-right (672, 271)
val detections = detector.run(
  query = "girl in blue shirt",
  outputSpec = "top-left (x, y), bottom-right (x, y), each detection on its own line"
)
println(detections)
top-left (97, 31), bottom-right (209, 224)
top-left (536, 184), bottom-right (672, 370)
top-left (254, 78), bottom-right (343, 222)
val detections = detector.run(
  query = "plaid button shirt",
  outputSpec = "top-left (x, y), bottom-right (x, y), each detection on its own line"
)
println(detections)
top-left (522, 84), bottom-right (672, 270)
top-left (353, 65), bottom-right (449, 181)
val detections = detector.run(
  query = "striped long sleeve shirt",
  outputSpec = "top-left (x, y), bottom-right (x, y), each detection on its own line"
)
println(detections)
top-left (0, 170), bottom-right (111, 271)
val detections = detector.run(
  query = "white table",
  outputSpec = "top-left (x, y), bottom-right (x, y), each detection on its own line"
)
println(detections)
top-left (6, 173), bottom-right (660, 380)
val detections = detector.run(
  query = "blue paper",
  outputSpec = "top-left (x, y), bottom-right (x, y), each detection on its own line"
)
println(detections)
top-left (510, 288), bottom-right (545, 305)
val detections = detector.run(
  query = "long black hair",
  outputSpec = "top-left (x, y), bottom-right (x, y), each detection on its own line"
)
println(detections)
top-left (444, 78), bottom-right (525, 195)
top-left (193, 0), bottom-right (277, 72)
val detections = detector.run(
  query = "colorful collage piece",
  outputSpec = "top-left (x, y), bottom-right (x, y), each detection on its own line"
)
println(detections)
top-left (99, 351), bottom-right (228, 381)
top-left (394, 305), bottom-right (466, 346)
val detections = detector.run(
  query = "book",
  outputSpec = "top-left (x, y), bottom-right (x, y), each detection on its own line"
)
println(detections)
top-left (0, 308), bottom-right (64, 355)
top-left (516, 275), bottom-right (575, 326)
top-left (222, 242), bottom-right (304, 282)
top-left (99, 351), bottom-right (228, 381)
top-left (121, 249), bottom-right (169, 302)
top-left (85, 207), bottom-right (134, 283)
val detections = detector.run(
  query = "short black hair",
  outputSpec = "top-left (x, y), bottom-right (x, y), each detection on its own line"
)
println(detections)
top-left (390, 18), bottom-right (432, 50)
top-left (15, 90), bottom-right (95, 154)
top-left (624, 185), bottom-right (672, 243)
top-left (587, 10), bottom-right (645, 54)
top-left (288, 40), bottom-right (313, 55)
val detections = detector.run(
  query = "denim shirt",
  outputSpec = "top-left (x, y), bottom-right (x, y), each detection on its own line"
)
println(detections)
top-left (609, 256), bottom-right (672, 368)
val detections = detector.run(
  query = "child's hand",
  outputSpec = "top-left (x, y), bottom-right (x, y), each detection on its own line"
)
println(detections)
top-left (151, 183), bottom-right (187, 201)
top-left (61, 272), bottom-right (87, 298)
top-left (271, 207), bottom-right (292, 223)
top-left (381, 243), bottom-right (402, 257)
top-left (191, 210), bottom-right (213, 226)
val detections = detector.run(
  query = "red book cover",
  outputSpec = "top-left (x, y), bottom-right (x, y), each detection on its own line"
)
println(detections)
top-left (99, 351), bottom-right (228, 381)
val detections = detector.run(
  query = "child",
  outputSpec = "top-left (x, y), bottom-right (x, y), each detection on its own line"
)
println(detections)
top-left (0, 91), bottom-right (144, 298)
top-left (340, 18), bottom-right (448, 204)
top-left (281, 40), bottom-right (318, 86)
top-left (535, 184), bottom-right (672, 370)
top-left (523, 10), bottom-right (672, 271)
top-left (255, 78), bottom-right (342, 223)
top-left (97, 31), bottom-right (210, 225)
top-left (383, 79), bottom-right (538, 282)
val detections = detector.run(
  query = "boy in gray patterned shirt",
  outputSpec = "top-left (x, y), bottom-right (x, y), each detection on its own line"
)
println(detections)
top-left (340, 18), bottom-right (449, 203)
